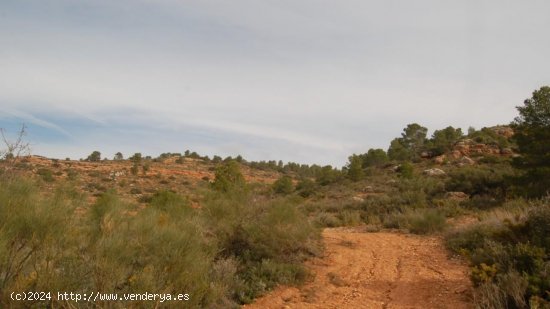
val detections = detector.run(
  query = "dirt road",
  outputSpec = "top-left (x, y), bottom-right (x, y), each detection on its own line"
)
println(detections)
top-left (244, 228), bottom-right (472, 309)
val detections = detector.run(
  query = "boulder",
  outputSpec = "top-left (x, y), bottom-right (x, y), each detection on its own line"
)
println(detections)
top-left (445, 191), bottom-right (469, 201)
top-left (363, 186), bottom-right (375, 193)
top-left (434, 155), bottom-right (446, 164)
top-left (500, 148), bottom-right (514, 156)
top-left (423, 168), bottom-right (446, 176)
top-left (459, 156), bottom-right (475, 165)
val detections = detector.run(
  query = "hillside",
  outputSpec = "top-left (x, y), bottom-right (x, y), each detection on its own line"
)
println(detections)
top-left (1, 91), bottom-right (549, 309)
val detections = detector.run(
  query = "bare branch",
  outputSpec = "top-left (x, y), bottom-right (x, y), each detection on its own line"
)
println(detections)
top-left (0, 124), bottom-right (31, 168)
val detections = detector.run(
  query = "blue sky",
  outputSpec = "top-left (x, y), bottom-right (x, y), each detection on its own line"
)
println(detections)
top-left (1, 0), bottom-right (549, 166)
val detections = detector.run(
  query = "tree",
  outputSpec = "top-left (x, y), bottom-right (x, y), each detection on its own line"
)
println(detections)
top-left (388, 123), bottom-right (428, 161)
top-left (316, 165), bottom-right (341, 186)
top-left (86, 151), bottom-right (101, 162)
top-left (428, 126), bottom-right (463, 155)
top-left (346, 155), bottom-right (364, 181)
top-left (388, 138), bottom-right (410, 161)
top-left (401, 123), bottom-right (428, 156)
top-left (113, 152), bottom-right (123, 160)
top-left (360, 148), bottom-right (389, 167)
top-left (211, 160), bottom-right (246, 192)
top-left (512, 86), bottom-right (550, 197)
top-left (130, 153), bottom-right (142, 164)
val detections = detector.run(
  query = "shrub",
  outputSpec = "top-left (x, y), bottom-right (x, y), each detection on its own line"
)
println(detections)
top-left (296, 178), bottom-right (316, 197)
top-left (314, 212), bottom-right (342, 227)
top-left (37, 168), bottom-right (54, 182)
top-left (446, 166), bottom-right (512, 200)
top-left (384, 209), bottom-right (446, 234)
top-left (445, 202), bottom-right (550, 307)
top-left (407, 209), bottom-right (447, 234)
top-left (272, 175), bottom-right (293, 194)
top-left (202, 192), bottom-right (321, 303)
top-left (397, 162), bottom-right (414, 179)
top-left (211, 161), bottom-right (246, 193)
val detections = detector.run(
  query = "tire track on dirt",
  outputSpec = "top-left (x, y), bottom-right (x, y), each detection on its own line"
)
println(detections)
top-left (244, 227), bottom-right (472, 309)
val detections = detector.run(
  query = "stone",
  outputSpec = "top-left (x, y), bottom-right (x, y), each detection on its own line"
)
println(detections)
top-left (459, 156), bottom-right (475, 165)
top-left (445, 191), bottom-right (469, 201)
top-left (434, 155), bottom-right (446, 164)
top-left (423, 168), bottom-right (446, 176)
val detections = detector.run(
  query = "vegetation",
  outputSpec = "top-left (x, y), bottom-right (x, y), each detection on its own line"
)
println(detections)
top-left (1, 86), bottom-right (549, 308)
top-left (446, 199), bottom-right (550, 307)
top-left (512, 86), bottom-right (550, 197)
top-left (272, 175), bottom-right (294, 194)
top-left (211, 160), bottom-right (246, 192)
top-left (86, 150), bottom-right (101, 162)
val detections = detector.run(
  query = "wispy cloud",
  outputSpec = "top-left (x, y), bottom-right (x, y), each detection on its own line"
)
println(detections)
top-left (1, 0), bottom-right (549, 165)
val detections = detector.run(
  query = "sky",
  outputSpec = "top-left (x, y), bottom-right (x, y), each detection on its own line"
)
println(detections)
top-left (1, 0), bottom-right (549, 167)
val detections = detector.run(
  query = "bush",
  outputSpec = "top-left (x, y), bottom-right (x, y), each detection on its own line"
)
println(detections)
top-left (446, 166), bottom-right (512, 200)
top-left (384, 209), bottom-right (447, 234)
top-left (211, 161), bottom-right (246, 193)
top-left (296, 178), bottom-right (316, 197)
top-left (272, 175), bottom-right (293, 194)
top-left (397, 162), bottom-right (414, 179)
top-left (202, 192), bottom-right (321, 303)
top-left (445, 202), bottom-right (550, 307)
top-left (407, 209), bottom-right (447, 234)
top-left (37, 168), bottom-right (54, 182)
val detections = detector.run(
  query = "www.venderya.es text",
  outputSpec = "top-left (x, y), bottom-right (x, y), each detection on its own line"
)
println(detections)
top-left (11, 291), bottom-right (190, 303)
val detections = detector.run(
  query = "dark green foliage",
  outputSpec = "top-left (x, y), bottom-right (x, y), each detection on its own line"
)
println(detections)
top-left (130, 152), bottom-right (142, 164)
top-left (388, 123), bottom-right (428, 161)
top-left (445, 166), bottom-right (512, 202)
top-left (212, 161), bottom-right (246, 192)
top-left (427, 126), bottom-right (463, 155)
top-left (315, 165), bottom-right (342, 186)
top-left (113, 152), bottom-right (123, 160)
top-left (397, 162), bottom-right (414, 179)
top-left (387, 138), bottom-right (410, 161)
top-left (296, 178), bottom-right (316, 197)
top-left (468, 127), bottom-right (510, 148)
top-left (346, 155), bottom-right (364, 181)
top-left (272, 175), bottom-right (294, 194)
top-left (512, 86), bottom-right (550, 197)
top-left (86, 150), bottom-right (101, 162)
top-left (359, 148), bottom-right (389, 167)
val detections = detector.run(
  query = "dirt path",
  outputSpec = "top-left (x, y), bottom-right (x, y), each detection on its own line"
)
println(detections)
top-left (244, 228), bottom-right (472, 309)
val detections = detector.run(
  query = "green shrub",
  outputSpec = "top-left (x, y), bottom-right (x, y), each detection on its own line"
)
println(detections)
top-left (202, 192), bottom-right (321, 303)
top-left (37, 168), bottom-right (54, 182)
top-left (445, 202), bottom-right (550, 307)
top-left (384, 209), bottom-right (446, 234)
top-left (211, 161), bottom-right (246, 193)
top-left (446, 166), bottom-right (512, 201)
top-left (272, 175), bottom-right (293, 194)
top-left (296, 178), bottom-right (316, 197)
top-left (397, 162), bottom-right (414, 179)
